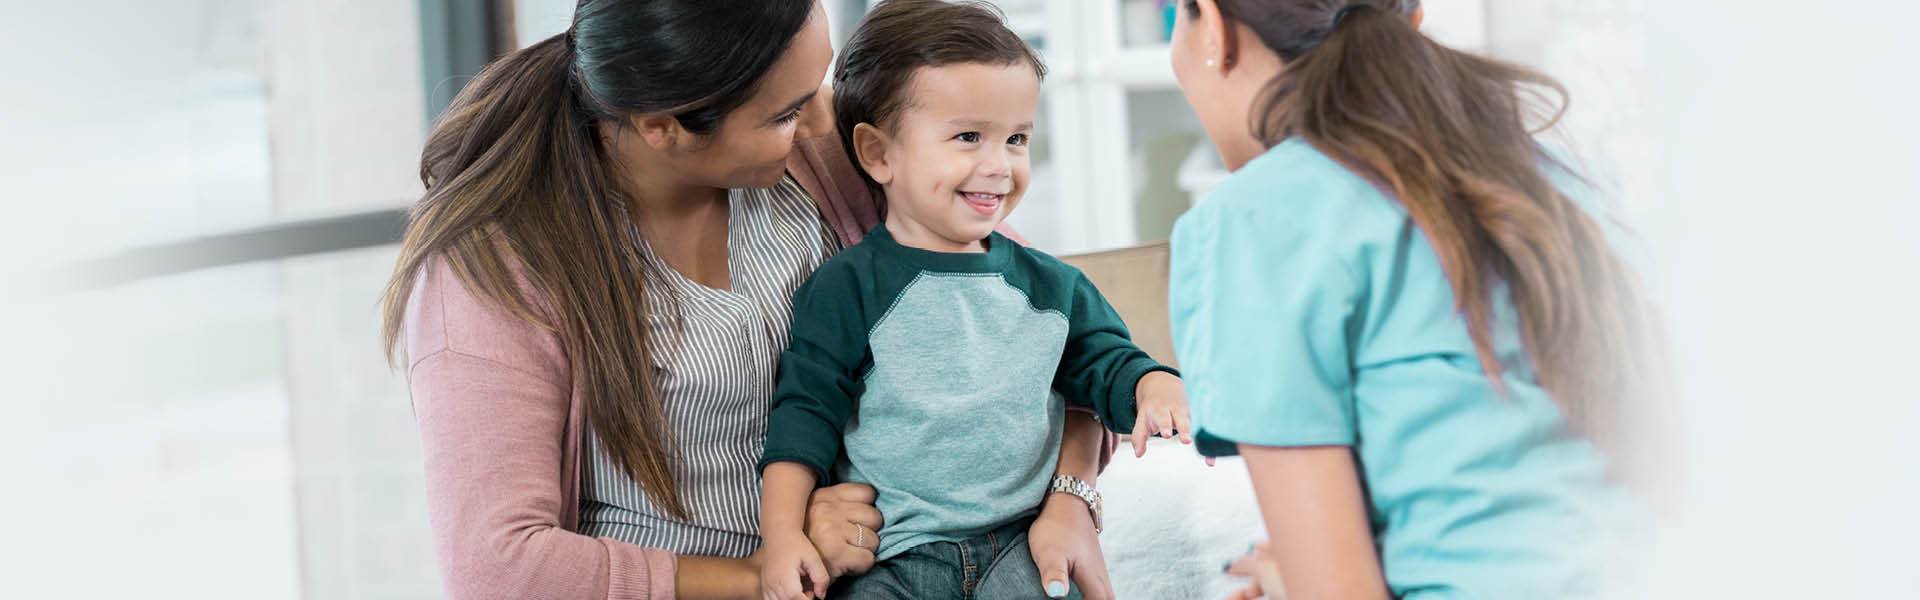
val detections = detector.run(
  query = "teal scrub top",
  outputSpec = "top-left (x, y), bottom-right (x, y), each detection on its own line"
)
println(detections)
top-left (1169, 138), bottom-right (1644, 599)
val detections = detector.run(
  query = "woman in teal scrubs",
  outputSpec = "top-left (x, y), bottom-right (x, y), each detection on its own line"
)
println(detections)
top-left (1165, 2), bottom-right (1667, 599)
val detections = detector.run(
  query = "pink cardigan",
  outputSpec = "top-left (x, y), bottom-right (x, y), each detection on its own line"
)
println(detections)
top-left (404, 133), bottom-right (1112, 599)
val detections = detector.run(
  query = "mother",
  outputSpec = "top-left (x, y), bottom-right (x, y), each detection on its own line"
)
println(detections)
top-left (379, 1), bottom-right (1115, 598)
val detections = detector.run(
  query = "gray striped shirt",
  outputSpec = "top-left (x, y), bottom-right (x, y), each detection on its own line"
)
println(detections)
top-left (579, 178), bottom-right (837, 557)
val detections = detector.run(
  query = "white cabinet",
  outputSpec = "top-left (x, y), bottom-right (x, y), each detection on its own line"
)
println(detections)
top-left (1018, 0), bottom-right (1206, 253)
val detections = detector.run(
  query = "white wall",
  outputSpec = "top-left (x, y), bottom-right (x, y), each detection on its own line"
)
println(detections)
top-left (1485, 0), bottom-right (1651, 216)
top-left (1637, 1), bottom-right (1920, 598)
top-left (2, 0), bottom-right (437, 597)
top-left (267, 0), bottom-right (437, 597)
top-left (515, 0), bottom-right (575, 46)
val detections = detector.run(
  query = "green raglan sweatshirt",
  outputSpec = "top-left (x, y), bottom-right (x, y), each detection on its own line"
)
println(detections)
top-left (760, 225), bottom-right (1175, 560)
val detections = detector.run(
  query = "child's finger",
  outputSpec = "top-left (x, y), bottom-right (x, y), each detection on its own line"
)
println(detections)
top-left (778, 566), bottom-right (807, 600)
top-left (804, 557), bottom-right (831, 598)
top-left (1129, 422), bottom-right (1149, 458)
top-left (1173, 407), bottom-right (1194, 444)
top-left (765, 572), bottom-right (784, 599)
top-left (790, 572), bottom-right (812, 600)
top-left (768, 573), bottom-right (794, 600)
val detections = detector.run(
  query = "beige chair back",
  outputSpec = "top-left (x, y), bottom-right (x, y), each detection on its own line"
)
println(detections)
top-left (1062, 243), bottom-right (1176, 368)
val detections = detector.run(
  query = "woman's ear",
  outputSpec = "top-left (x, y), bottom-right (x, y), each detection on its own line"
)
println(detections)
top-left (1193, 0), bottom-right (1241, 72)
top-left (634, 113), bottom-right (687, 153)
top-left (851, 122), bottom-right (894, 186)
top-left (1411, 4), bottom-right (1425, 29)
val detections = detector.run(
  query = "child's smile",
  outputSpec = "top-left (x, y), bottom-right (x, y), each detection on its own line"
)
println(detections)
top-left (959, 190), bottom-right (1006, 217)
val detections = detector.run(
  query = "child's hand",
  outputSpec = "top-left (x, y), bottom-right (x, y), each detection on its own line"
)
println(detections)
top-left (759, 529), bottom-right (830, 600)
top-left (1130, 371), bottom-right (1211, 464)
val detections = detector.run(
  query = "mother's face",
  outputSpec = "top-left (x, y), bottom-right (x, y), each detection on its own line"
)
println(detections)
top-left (637, 2), bottom-right (834, 190)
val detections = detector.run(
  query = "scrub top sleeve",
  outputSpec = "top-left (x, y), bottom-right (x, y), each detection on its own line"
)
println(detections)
top-left (1168, 199), bottom-right (1363, 456)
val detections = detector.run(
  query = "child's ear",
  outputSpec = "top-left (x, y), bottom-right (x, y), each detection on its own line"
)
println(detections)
top-left (634, 113), bottom-right (688, 153)
top-left (852, 122), bottom-right (894, 185)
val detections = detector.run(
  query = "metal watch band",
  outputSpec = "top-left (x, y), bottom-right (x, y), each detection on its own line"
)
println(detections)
top-left (1048, 474), bottom-right (1104, 533)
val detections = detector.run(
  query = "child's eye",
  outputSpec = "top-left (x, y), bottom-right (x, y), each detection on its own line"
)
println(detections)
top-left (1008, 133), bottom-right (1030, 147)
top-left (954, 132), bottom-right (982, 143)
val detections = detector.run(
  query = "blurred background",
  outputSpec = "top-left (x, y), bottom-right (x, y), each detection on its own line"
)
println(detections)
top-left (1, 0), bottom-right (1914, 598)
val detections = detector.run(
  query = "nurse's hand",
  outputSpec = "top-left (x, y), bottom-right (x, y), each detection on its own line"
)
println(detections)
top-left (805, 482), bottom-right (884, 578)
top-left (1222, 542), bottom-right (1286, 600)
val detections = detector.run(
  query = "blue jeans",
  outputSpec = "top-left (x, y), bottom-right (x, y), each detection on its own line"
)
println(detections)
top-left (829, 516), bottom-right (1083, 599)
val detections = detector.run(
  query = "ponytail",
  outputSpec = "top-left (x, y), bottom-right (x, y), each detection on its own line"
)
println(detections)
top-left (1222, 0), bottom-right (1673, 490)
top-left (380, 32), bottom-right (693, 519)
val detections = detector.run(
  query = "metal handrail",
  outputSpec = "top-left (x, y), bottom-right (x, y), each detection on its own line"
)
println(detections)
top-left (40, 208), bottom-right (407, 293)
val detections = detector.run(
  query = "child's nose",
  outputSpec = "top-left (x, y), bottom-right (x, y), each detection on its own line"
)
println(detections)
top-left (978, 147), bottom-right (1012, 178)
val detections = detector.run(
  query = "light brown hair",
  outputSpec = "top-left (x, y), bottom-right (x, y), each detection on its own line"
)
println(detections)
top-left (1205, 0), bottom-right (1671, 482)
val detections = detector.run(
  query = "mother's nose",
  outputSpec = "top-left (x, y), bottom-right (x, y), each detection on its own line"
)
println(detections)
top-left (795, 82), bottom-right (835, 141)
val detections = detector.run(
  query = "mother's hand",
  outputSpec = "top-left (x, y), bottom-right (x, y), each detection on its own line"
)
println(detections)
top-left (1029, 492), bottom-right (1115, 600)
top-left (805, 482), bottom-right (884, 578)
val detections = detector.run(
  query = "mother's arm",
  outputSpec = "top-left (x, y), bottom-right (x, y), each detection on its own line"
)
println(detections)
top-left (406, 257), bottom-right (756, 600)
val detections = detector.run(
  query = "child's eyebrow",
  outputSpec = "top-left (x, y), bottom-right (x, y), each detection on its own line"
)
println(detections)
top-left (947, 118), bottom-right (1035, 132)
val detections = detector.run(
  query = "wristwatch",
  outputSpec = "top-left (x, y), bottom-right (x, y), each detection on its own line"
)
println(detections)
top-left (1048, 474), bottom-right (1104, 533)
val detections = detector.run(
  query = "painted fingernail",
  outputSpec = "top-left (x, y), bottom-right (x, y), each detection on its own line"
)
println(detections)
top-left (1046, 580), bottom-right (1069, 598)
top-left (1221, 558), bottom-right (1234, 573)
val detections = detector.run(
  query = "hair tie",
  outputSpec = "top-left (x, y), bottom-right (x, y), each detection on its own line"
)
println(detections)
top-left (1331, 3), bottom-right (1371, 31)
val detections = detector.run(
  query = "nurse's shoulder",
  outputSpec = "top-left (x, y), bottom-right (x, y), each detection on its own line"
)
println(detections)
top-left (1186, 137), bottom-right (1408, 256)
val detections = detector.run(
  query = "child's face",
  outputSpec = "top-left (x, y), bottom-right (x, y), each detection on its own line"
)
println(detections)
top-left (870, 62), bottom-right (1041, 252)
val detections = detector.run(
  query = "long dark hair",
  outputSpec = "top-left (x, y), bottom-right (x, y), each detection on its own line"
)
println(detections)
top-left (381, 0), bottom-right (815, 520)
top-left (1204, 0), bottom-right (1670, 482)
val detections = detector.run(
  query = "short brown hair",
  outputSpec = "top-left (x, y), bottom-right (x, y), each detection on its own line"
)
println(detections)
top-left (832, 0), bottom-right (1046, 190)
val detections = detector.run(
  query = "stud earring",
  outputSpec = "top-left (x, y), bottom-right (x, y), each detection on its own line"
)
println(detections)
top-left (1205, 57), bottom-right (1217, 67)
